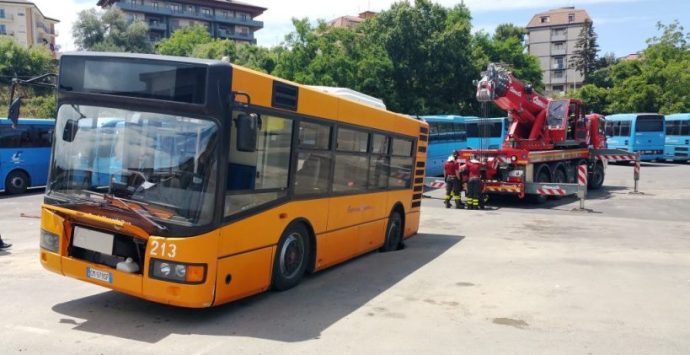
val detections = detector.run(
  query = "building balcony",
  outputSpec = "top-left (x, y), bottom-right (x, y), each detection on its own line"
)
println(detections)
top-left (213, 15), bottom-right (263, 28)
top-left (116, 2), bottom-right (173, 16)
top-left (148, 22), bottom-right (167, 31)
top-left (551, 33), bottom-right (567, 41)
top-left (550, 75), bottom-right (567, 84)
top-left (216, 29), bottom-right (254, 42)
top-left (551, 48), bottom-right (566, 56)
top-left (115, 1), bottom-right (262, 28)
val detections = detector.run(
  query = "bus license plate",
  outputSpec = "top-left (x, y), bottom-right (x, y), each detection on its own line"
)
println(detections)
top-left (87, 267), bottom-right (112, 283)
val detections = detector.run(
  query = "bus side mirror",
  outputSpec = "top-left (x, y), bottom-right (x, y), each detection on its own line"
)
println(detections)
top-left (63, 119), bottom-right (79, 142)
top-left (8, 97), bottom-right (22, 126)
top-left (236, 113), bottom-right (259, 152)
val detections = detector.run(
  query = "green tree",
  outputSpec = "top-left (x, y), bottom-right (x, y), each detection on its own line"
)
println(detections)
top-left (362, 0), bottom-right (477, 114)
top-left (156, 25), bottom-right (212, 57)
top-left (569, 19), bottom-right (600, 80)
top-left (73, 8), bottom-right (153, 53)
top-left (573, 84), bottom-right (609, 114)
top-left (472, 24), bottom-right (543, 90)
top-left (0, 37), bottom-right (54, 84)
top-left (192, 39), bottom-right (278, 73)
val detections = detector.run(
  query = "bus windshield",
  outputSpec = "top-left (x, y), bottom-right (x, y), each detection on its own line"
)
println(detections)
top-left (635, 115), bottom-right (664, 132)
top-left (48, 104), bottom-right (219, 228)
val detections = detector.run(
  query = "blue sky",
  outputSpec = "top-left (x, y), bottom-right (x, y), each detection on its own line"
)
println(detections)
top-left (33, 0), bottom-right (690, 57)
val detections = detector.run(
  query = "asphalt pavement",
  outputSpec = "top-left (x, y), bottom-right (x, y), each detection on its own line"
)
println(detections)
top-left (1, 162), bottom-right (689, 354)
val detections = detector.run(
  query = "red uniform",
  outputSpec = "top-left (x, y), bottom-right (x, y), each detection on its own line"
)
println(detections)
top-left (443, 160), bottom-right (460, 177)
top-left (466, 160), bottom-right (481, 179)
top-left (466, 160), bottom-right (482, 209)
top-left (443, 158), bottom-right (463, 208)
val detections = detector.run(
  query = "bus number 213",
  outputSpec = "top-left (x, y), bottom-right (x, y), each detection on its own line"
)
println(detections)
top-left (150, 241), bottom-right (177, 258)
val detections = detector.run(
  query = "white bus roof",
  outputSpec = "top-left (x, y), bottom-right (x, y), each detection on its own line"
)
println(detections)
top-left (307, 86), bottom-right (386, 110)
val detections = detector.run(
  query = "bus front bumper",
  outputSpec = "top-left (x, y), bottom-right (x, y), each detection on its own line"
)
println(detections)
top-left (40, 251), bottom-right (216, 308)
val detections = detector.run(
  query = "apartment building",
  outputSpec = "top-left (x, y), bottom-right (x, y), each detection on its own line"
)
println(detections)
top-left (0, 0), bottom-right (58, 57)
top-left (328, 11), bottom-right (377, 29)
top-left (526, 7), bottom-right (591, 94)
top-left (97, 0), bottom-right (266, 44)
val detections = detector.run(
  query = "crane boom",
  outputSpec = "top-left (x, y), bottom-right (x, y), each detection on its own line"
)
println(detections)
top-left (475, 63), bottom-right (605, 151)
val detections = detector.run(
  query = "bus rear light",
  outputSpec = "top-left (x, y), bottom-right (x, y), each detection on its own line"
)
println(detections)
top-left (40, 229), bottom-right (59, 252)
top-left (150, 259), bottom-right (206, 284)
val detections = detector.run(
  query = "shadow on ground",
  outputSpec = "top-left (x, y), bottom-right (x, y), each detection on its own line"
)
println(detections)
top-left (51, 233), bottom-right (463, 343)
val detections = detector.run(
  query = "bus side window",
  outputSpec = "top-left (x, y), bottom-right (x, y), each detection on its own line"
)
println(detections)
top-left (620, 121), bottom-right (631, 137)
top-left (225, 114), bottom-right (293, 217)
top-left (681, 120), bottom-right (690, 136)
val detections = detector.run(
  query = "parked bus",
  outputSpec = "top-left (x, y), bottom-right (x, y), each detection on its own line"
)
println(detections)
top-left (664, 113), bottom-right (690, 162)
top-left (0, 118), bottom-right (55, 194)
top-left (421, 115), bottom-right (476, 176)
top-left (36, 52), bottom-right (428, 308)
top-left (604, 113), bottom-right (665, 161)
top-left (466, 117), bottom-right (508, 151)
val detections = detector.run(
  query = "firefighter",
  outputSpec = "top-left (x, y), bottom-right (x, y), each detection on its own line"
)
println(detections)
top-left (465, 155), bottom-right (482, 210)
top-left (443, 152), bottom-right (463, 209)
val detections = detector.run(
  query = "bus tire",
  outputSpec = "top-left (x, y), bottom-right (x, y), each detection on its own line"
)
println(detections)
top-left (588, 161), bottom-right (605, 190)
top-left (5, 170), bottom-right (29, 195)
top-left (272, 223), bottom-right (310, 291)
top-left (380, 210), bottom-right (403, 252)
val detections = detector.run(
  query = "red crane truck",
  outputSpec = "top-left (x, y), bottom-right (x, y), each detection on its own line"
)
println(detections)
top-left (461, 63), bottom-right (612, 203)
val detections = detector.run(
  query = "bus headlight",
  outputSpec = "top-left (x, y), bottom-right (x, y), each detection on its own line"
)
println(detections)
top-left (150, 259), bottom-right (206, 284)
top-left (40, 229), bottom-right (59, 252)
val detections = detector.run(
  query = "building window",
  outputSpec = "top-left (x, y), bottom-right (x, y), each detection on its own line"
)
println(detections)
top-left (568, 13), bottom-right (575, 22)
top-left (0, 9), bottom-right (5, 19)
top-left (552, 28), bottom-right (566, 37)
top-left (540, 16), bottom-right (550, 23)
top-left (153, 1), bottom-right (159, 9)
top-left (0, 24), bottom-right (5, 35)
top-left (553, 41), bottom-right (565, 50)
top-left (553, 70), bottom-right (564, 78)
top-left (552, 85), bottom-right (564, 92)
top-left (202, 8), bottom-right (212, 17)
top-left (553, 56), bottom-right (565, 69)
top-left (170, 3), bottom-right (181, 13)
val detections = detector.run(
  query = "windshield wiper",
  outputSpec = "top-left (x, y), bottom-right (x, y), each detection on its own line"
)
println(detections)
top-left (54, 189), bottom-right (167, 232)
top-left (104, 193), bottom-right (167, 232)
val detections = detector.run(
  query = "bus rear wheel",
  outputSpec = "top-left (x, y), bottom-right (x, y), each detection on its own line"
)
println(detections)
top-left (272, 223), bottom-right (310, 291)
top-left (380, 211), bottom-right (403, 252)
top-left (5, 170), bottom-right (29, 195)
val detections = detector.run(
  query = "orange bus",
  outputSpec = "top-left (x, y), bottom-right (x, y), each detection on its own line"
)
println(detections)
top-left (39, 53), bottom-right (429, 307)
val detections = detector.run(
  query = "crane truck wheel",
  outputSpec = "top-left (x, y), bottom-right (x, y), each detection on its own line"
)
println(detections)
top-left (588, 161), bottom-right (605, 190)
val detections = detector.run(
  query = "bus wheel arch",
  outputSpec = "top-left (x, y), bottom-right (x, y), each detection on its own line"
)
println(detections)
top-left (289, 218), bottom-right (317, 274)
top-left (271, 220), bottom-right (312, 291)
top-left (5, 169), bottom-right (31, 194)
top-left (381, 203), bottom-right (405, 252)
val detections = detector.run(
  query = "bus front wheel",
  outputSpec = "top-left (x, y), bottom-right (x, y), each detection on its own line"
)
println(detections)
top-left (272, 223), bottom-right (310, 291)
top-left (5, 170), bottom-right (29, 195)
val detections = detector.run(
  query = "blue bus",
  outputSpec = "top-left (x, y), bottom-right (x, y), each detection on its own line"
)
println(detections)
top-left (604, 113), bottom-right (665, 161)
top-left (422, 115), bottom-right (477, 176)
top-left (665, 113), bottom-right (690, 162)
top-left (0, 118), bottom-right (55, 194)
top-left (466, 117), bottom-right (509, 150)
